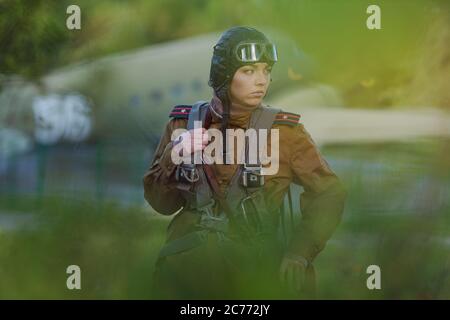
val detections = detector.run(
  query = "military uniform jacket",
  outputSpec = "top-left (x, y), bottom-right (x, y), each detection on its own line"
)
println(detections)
top-left (143, 97), bottom-right (347, 263)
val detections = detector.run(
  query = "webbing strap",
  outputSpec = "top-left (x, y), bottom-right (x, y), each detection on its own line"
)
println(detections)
top-left (241, 106), bottom-right (280, 165)
top-left (187, 100), bottom-right (208, 130)
top-left (168, 103), bottom-right (284, 254)
top-left (185, 101), bottom-right (214, 210)
top-left (280, 185), bottom-right (295, 249)
top-left (226, 105), bottom-right (280, 211)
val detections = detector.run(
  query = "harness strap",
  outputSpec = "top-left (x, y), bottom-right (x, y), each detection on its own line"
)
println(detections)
top-left (287, 185), bottom-right (295, 233)
top-left (186, 101), bottom-right (238, 219)
top-left (226, 105), bottom-right (281, 212)
top-left (185, 101), bottom-right (214, 211)
top-left (280, 185), bottom-right (295, 249)
top-left (176, 102), bottom-right (282, 238)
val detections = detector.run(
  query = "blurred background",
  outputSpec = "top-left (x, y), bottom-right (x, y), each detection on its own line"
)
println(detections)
top-left (0, 0), bottom-right (449, 299)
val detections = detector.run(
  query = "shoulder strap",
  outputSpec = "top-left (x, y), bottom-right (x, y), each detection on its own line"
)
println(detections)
top-left (169, 105), bottom-right (192, 118)
top-left (187, 100), bottom-right (208, 130)
top-left (249, 105), bottom-right (281, 131)
top-left (185, 101), bottom-right (220, 212)
top-left (244, 105), bottom-right (281, 165)
top-left (273, 111), bottom-right (301, 126)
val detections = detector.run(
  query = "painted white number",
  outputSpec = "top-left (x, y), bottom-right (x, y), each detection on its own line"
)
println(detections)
top-left (32, 94), bottom-right (92, 145)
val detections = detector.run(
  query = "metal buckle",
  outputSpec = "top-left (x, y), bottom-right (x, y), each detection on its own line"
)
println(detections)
top-left (177, 165), bottom-right (199, 183)
top-left (197, 199), bottom-right (229, 234)
top-left (241, 164), bottom-right (264, 188)
top-left (239, 193), bottom-right (262, 229)
top-left (198, 199), bottom-right (216, 217)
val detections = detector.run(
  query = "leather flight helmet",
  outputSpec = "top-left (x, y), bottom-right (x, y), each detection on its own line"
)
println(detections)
top-left (208, 26), bottom-right (278, 100)
top-left (208, 26), bottom-right (278, 163)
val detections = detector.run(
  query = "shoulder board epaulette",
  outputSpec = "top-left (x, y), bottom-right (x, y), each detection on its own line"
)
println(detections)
top-left (273, 111), bottom-right (301, 126)
top-left (169, 105), bottom-right (192, 118)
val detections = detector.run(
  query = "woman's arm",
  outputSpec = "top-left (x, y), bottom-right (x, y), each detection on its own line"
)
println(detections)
top-left (286, 123), bottom-right (347, 263)
top-left (143, 119), bottom-right (186, 215)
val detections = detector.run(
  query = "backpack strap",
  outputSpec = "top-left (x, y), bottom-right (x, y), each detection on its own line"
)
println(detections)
top-left (250, 105), bottom-right (281, 130)
top-left (187, 101), bottom-right (208, 130)
top-left (245, 105), bottom-right (281, 165)
top-left (181, 101), bottom-right (216, 214)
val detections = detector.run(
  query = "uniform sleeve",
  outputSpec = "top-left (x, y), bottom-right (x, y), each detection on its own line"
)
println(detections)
top-left (143, 119), bottom-right (186, 215)
top-left (286, 123), bottom-right (347, 262)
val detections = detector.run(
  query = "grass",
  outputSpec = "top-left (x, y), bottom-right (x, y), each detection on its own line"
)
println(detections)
top-left (0, 196), bottom-right (169, 299)
top-left (0, 194), bottom-right (447, 299)
top-left (0, 138), bottom-right (449, 299)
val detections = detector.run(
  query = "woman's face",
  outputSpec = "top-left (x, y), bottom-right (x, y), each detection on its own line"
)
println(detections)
top-left (229, 62), bottom-right (272, 108)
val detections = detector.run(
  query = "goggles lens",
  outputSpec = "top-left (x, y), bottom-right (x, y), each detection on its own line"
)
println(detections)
top-left (235, 42), bottom-right (278, 63)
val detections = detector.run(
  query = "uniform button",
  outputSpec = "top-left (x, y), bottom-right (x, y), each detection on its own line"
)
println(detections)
top-left (283, 115), bottom-right (288, 119)
top-left (181, 108), bottom-right (186, 113)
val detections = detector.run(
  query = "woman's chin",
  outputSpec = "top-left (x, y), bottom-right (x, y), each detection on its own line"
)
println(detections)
top-left (245, 97), bottom-right (263, 106)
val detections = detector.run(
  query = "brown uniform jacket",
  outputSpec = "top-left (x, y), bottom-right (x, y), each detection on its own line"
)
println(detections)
top-left (143, 101), bottom-right (347, 263)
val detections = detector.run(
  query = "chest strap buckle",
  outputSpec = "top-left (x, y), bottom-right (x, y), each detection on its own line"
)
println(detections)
top-left (176, 164), bottom-right (199, 183)
top-left (241, 164), bottom-right (264, 188)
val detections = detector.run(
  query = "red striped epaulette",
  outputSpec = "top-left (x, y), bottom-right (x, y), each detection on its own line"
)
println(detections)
top-left (169, 105), bottom-right (192, 118)
top-left (273, 111), bottom-right (301, 126)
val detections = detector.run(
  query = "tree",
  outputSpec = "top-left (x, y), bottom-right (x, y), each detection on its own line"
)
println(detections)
top-left (0, 0), bottom-right (70, 80)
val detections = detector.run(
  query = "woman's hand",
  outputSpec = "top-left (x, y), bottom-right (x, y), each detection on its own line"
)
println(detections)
top-left (174, 128), bottom-right (209, 156)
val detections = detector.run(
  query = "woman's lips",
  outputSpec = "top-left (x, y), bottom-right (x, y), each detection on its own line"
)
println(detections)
top-left (250, 91), bottom-right (264, 97)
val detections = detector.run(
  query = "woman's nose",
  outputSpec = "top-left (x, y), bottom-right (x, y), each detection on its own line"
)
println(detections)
top-left (255, 70), bottom-right (268, 86)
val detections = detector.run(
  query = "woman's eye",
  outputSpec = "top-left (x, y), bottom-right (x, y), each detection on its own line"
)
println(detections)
top-left (264, 68), bottom-right (272, 74)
